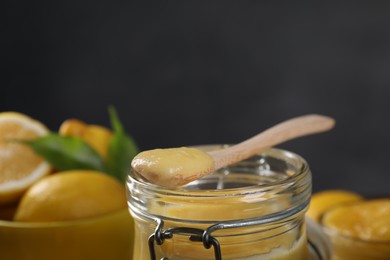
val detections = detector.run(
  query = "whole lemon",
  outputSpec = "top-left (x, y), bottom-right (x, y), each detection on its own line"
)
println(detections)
top-left (14, 170), bottom-right (127, 222)
top-left (307, 189), bottom-right (363, 222)
top-left (59, 119), bottom-right (113, 160)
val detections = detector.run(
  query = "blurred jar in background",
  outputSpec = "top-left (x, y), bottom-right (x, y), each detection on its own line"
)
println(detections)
top-left (321, 199), bottom-right (390, 260)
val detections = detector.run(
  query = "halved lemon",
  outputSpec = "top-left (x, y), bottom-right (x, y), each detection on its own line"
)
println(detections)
top-left (0, 112), bottom-right (51, 204)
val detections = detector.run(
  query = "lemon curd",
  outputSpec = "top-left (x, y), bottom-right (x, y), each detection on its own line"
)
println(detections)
top-left (128, 146), bottom-right (312, 260)
top-left (322, 199), bottom-right (390, 260)
top-left (131, 147), bottom-right (214, 187)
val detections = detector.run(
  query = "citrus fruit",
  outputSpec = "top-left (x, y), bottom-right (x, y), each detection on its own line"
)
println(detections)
top-left (322, 199), bottom-right (390, 241)
top-left (307, 190), bottom-right (363, 221)
top-left (14, 170), bottom-right (127, 222)
top-left (59, 119), bottom-right (112, 159)
top-left (0, 112), bottom-right (51, 205)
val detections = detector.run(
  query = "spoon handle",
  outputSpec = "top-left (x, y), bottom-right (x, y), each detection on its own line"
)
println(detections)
top-left (208, 114), bottom-right (335, 170)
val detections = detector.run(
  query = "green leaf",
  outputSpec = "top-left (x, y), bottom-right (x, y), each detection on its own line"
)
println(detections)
top-left (108, 106), bottom-right (125, 134)
top-left (106, 106), bottom-right (139, 183)
top-left (23, 133), bottom-right (106, 172)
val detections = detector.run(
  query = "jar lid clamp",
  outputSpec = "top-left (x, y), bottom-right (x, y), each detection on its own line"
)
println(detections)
top-left (148, 200), bottom-right (310, 260)
top-left (148, 218), bottom-right (222, 260)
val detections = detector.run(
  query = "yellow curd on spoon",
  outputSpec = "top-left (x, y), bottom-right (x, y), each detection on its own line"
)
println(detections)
top-left (131, 147), bottom-right (214, 186)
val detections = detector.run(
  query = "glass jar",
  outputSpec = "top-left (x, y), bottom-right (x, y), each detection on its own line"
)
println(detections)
top-left (321, 202), bottom-right (390, 260)
top-left (127, 145), bottom-right (327, 260)
top-left (323, 230), bottom-right (390, 260)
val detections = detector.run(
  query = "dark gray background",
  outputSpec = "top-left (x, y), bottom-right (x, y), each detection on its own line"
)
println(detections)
top-left (3, 2), bottom-right (390, 196)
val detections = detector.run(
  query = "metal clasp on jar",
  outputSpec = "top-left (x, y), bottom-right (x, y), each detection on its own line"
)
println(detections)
top-left (148, 200), bottom-right (309, 260)
top-left (148, 218), bottom-right (222, 260)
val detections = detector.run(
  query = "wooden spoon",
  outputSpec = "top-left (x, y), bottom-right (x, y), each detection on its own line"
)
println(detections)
top-left (131, 114), bottom-right (335, 187)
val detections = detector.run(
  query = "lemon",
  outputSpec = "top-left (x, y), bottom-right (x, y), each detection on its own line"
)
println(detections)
top-left (0, 112), bottom-right (51, 205)
top-left (14, 170), bottom-right (127, 222)
top-left (59, 119), bottom-right (112, 159)
top-left (307, 190), bottom-right (363, 221)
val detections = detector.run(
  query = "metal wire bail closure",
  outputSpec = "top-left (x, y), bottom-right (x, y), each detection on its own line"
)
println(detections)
top-left (148, 218), bottom-right (222, 260)
top-left (147, 199), bottom-right (309, 260)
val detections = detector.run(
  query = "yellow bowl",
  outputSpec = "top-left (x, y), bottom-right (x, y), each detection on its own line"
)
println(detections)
top-left (0, 209), bottom-right (134, 260)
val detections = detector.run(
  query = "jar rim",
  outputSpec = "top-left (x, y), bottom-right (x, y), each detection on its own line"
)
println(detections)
top-left (128, 146), bottom-right (309, 197)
